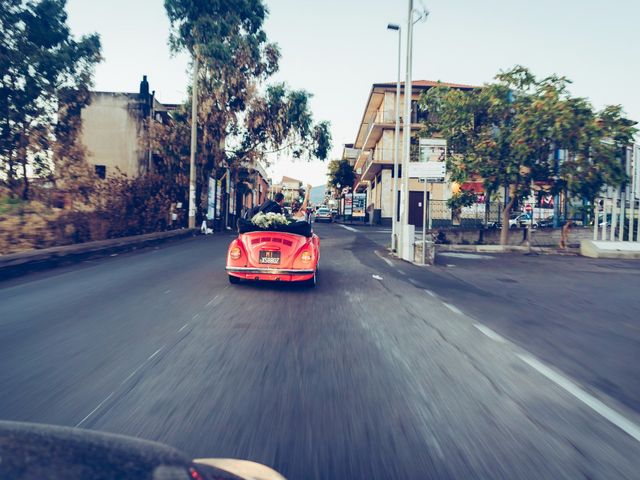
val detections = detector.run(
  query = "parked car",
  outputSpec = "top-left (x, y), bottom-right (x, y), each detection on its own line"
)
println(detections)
top-left (538, 215), bottom-right (570, 228)
top-left (509, 213), bottom-right (538, 229)
top-left (314, 207), bottom-right (333, 223)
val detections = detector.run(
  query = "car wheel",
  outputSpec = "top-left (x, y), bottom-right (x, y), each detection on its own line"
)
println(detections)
top-left (228, 274), bottom-right (240, 284)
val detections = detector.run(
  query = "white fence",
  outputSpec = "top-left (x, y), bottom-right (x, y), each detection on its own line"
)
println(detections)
top-left (593, 144), bottom-right (640, 242)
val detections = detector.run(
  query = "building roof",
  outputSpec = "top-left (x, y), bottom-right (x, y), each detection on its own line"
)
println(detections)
top-left (373, 80), bottom-right (480, 90)
top-left (281, 176), bottom-right (302, 184)
top-left (353, 80), bottom-right (480, 149)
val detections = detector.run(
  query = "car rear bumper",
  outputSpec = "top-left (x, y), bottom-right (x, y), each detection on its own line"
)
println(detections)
top-left (226, 267), bottom-right (315, 275)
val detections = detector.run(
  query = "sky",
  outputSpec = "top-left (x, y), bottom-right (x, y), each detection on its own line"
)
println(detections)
top-left (66, 0), bottom-right (640, 186)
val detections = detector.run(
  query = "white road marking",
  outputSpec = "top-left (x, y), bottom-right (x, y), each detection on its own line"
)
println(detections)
top-left (164, 289), bottom-right (171, 294)
top-left (473, 324), bottom-right (506, 343)
top-left (418, 290), bottom-right (640, 445)
top-left (192, 313), bottom-right (200, 320)
top-left (110, 254), bottom-right (118, 257)
top-left (75, 392), bottom-right (115, 427)
top-left (396, 269), bottom-right (406, 276)
top-left (443, 302), bottom-right (463, 315)
top-left (178, 323), bottom-right (189, 333)
top-left (374, 251), bottom-right (394, 267)
top-left (339, 224), bottom-right (358, 232)
top-left (518, 353), bottom-right (640, 443)
top-left (372, 274), bottom-right (383, 281)
top-left (205, 295), bottom-right (219, 307)
top-left (148, 348), bottom-right (163, 360)
top-left (75, 346), bottom-right (165, 427)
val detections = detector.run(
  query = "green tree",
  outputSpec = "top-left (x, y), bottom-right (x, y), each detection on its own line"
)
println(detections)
top-left (164, 0), bottom-right (330, 220)
top-left (327, 159), bottom-right (356, 191)
top-left (421, 66), bottom-right (636, 244)
top-left (0, 0), bottom-right (102, 199)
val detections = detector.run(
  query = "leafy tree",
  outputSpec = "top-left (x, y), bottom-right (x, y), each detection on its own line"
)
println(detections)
top-left (0, 0), bottom-right (102, 199)
top-left (327, 159), bottom-right (356, 191)
top-left (164, 0), bottom-right (331, 220)
top-left (421, 66), bottom-right (636, 244)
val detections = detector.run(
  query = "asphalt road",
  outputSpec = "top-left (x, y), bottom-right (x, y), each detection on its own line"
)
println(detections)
top-left (1, 223), bottom-right (640, 479)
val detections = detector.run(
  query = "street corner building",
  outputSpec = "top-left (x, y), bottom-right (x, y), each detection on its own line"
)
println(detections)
top-left (349, 80), bottom-right (479, 228)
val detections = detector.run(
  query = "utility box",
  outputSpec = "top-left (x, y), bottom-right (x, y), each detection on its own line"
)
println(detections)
top-left (400, 224), bottom-right (415, 262)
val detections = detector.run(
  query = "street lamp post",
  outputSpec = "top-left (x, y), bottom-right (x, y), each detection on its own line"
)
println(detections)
top-left (399, 0), bottom-right (414, 259)
top-left (397, 0), bottom-right (428, 260)
top-left (387, 23), bottom-right (402, 252)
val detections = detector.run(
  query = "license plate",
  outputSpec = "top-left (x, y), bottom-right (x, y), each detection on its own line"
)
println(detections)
top-left (259, 251), bottom-right (280, 265)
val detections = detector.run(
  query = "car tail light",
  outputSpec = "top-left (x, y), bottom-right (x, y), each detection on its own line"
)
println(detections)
top-left (230, 246), bottom-right (241, 260)
top-left (300, 251), bottom-right (312, 263)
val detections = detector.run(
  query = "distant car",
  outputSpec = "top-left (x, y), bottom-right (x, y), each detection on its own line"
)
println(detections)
top-left (509, 213), bottom-right (538, 229)
top-left (314, 207), bottom-right (333, 223)
top-left (538, 215), bottom-right (569, 228)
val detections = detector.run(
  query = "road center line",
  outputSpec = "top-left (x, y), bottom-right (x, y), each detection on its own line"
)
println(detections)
top-left (75, 392), bottom-right (115, 428)
top-left (339, 224), bottom-right (358, 232)
top-left (147, 348), bottom-right (163, 360)
top-left (75, 345), bottom-right (166, 428)
top-left (205, 295), bottom-right (219, 307)
top-left (473, 324), bottom-right (506, 343)
top-left (517, 353), bottom-right (640, 443)
top-left (442, 302), bottom-right (463, 315)
top-left (178, 323), bottom-right (189, 333)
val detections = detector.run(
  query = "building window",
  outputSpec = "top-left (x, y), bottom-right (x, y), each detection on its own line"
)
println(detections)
top-left (411, 101), bottom-right (429, 124)
top-left (95, 165), bottom-right (106, 179)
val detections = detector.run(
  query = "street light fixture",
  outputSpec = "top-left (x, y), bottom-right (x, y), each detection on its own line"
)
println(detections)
top-left (387, 23), bottom-right (402, 252)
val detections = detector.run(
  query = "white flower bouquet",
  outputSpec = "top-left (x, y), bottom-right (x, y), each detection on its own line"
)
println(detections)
top-left (251, 212), bottom-right (290, 229)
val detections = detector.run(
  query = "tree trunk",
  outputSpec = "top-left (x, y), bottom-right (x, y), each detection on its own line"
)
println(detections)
top-left (500, 197), bottom-right (516, 246)
top-left (19, 129), bottom-right (29, 200)
top-left (22, 160), bottom-right (29, 200)
top-left (7, 155), bottom-right (16, 196)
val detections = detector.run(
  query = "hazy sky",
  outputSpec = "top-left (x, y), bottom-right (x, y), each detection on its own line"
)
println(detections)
top-left (66, 0), bottom-right (640, 186)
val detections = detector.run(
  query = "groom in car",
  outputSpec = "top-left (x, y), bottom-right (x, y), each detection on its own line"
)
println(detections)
top-left (246, 192), bottom-right (285, 219)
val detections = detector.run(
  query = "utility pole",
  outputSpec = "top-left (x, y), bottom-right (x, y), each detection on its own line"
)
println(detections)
top-left (399, 0), bottom-right (414, 259)
top-left (188, 55), bottom-right (199, 229)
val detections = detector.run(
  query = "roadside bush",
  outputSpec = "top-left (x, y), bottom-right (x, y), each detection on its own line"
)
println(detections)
top-left (0, 173), bottom-right (175, 255)
top-left (0, 200), bottom-right (61, 254)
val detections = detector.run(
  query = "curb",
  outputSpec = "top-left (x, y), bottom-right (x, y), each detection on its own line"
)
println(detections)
top-left (0, 228), bottom-right (200, 281)
top-left (434, 244), bottom-right (579, 255)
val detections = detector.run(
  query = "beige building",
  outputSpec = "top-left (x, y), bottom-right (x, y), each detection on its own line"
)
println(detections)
top-left (80, 76), bottom-right (177, 178)
top-left (271, 175), bottom-right (303, 205)
top-left (352, 80), bottom-right (477, 226)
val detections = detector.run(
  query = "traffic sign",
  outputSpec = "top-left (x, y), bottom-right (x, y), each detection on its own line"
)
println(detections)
top-left (408, 161), bottom-right (446, 180)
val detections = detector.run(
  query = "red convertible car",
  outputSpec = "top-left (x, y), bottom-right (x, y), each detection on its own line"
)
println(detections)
top-left (226, 220), bottom-right (320, 286)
